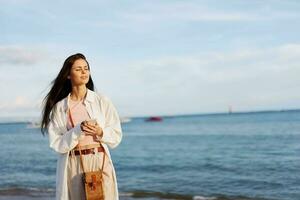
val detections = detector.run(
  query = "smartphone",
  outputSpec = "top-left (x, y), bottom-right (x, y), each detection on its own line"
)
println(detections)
top-left (86, 119), bottom-right (97, 126)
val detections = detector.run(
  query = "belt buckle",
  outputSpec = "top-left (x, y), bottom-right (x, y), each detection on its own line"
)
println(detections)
top-left (84, 149), bottom-right (88, 154)
top-left (86, 148), bottom-right (95, 155)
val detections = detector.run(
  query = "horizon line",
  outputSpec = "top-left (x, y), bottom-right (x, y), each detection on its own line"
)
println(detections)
top-left (0, 108), bottom-right (299, 123)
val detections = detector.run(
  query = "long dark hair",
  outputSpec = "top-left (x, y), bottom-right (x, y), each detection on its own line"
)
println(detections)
top-left (40, 53), bottom-right (94, 135)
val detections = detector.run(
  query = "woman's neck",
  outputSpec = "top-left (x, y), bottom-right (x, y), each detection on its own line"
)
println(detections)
top-left (70, 86), bottom-right (87, 101)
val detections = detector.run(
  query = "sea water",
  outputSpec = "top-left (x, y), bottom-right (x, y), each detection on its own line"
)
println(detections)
top-left (0, 110), bottom-right (299, 200)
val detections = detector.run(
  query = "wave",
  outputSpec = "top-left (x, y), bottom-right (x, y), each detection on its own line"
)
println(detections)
top-left (0, 187), bottom-right (54, 197)
top-left (120, 190), bottom-right (273, 200)
top-left (0, 187), bottom-right (273, 200)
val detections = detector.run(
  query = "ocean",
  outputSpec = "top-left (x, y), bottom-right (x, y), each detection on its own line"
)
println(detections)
top-left (0, 110), bottom-right (299, 200)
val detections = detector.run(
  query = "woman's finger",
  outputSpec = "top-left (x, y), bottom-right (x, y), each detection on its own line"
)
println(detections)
top-left (83, 124), bottom-right (102, 136)
top-left (84, 132), bottom-right (96, 136)
top-left (84, 124), bottom-right (97, 132)
top-left (81, 126), bottom-right (96, 134)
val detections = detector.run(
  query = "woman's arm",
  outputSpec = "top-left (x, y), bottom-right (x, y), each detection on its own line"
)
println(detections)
top-left (96, 95), bottom-right (122, 149)
top-left (48, 108), bottom-right (85, 154)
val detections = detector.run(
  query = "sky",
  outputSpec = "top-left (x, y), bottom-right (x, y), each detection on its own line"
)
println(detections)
top-left (1, 0), bottom-right (300, 119)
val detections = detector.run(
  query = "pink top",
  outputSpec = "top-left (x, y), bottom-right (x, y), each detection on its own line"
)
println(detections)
top-left (67, 98), bottom-right (99, 146)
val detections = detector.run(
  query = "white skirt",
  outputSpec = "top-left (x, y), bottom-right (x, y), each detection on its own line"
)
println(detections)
top-left (67, 148), bottom-right (117, 200)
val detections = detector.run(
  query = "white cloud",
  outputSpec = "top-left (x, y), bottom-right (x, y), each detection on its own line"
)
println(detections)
top-left (102, 1), bottom-right (300, 29)
top-left (122, 9), bottom-right (261, 23)
top-left (0, 95), bottom-right (38, 110)
top-left (0, 45), bottom-right (49, 66)
top-left (1, 43), bottom-right (300, 117)
top-left (126, 43), bottom-right (300, 82)
top-left (93, 43), bottom-right (300, 116)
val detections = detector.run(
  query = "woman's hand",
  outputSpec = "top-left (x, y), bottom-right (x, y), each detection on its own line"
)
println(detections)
top-left (80, 120), bottom-right (103, 138)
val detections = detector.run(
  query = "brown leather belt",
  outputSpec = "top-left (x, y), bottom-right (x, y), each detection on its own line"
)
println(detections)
top-left (69, 146), bottom-right (105, 156)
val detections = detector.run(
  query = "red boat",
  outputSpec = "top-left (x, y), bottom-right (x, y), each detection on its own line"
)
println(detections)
top-left (145, 116), bottom-right (163, 122)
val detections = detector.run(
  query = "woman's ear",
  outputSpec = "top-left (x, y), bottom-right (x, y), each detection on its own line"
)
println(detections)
top-left (67, 75), bottom-right (70, 79)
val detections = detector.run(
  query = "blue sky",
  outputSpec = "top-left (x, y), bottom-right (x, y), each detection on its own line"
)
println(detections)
top-left (1, 0), bottom-right (300, 119)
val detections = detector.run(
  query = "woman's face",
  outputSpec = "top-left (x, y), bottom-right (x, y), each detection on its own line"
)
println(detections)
top-left (68, 59), bottom-right (90, 86)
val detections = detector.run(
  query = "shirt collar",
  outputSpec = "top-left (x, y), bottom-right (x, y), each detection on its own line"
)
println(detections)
top-left (64, 88), bottom-right (94, 112)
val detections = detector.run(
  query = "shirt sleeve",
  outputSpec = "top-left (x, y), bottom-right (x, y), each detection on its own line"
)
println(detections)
top-left (47, 107), bottom-right (85, 154)
top-left (96, 95), bottom-right (122, 149)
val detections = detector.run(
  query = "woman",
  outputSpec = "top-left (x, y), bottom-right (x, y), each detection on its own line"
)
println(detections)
top-left (41, 53), bottom-right (122, 200)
